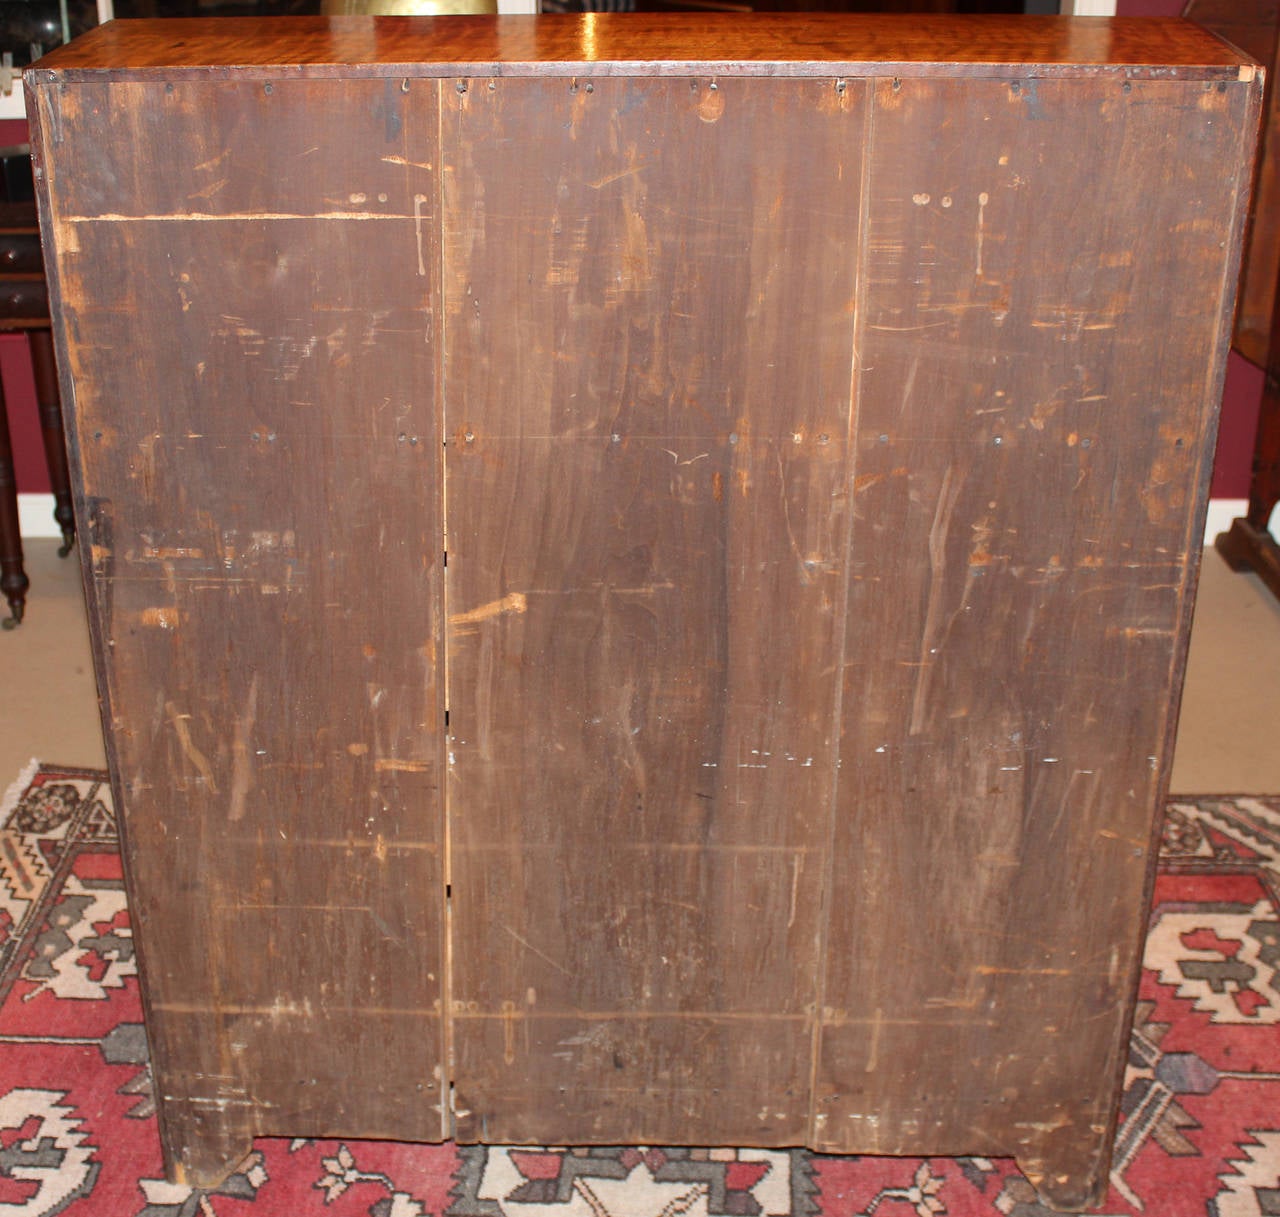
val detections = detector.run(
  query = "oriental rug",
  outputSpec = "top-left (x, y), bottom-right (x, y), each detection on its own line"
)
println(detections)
top-left (0, 764), bottom-right (1277, 1217)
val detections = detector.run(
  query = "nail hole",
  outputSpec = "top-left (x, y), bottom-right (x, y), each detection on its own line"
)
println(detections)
top-left (263, 83), bottom-right (273, 95)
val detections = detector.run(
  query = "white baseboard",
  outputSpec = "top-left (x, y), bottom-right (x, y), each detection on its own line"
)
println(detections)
top-left (1204, 499), bottom-right (1248, 545)
top-left (18, 493), bottom-right (58, 538)
top-left (17, 492), bottom-right (1258, 548)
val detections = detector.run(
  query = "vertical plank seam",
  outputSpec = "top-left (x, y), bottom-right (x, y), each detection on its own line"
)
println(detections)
top-left (805, 76), bottom-right (876, 1150)
top-left (436, 74), bottom-right (456, 1143)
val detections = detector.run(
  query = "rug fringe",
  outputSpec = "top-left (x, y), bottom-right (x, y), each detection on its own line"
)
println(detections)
top-left (0, 758), bottom-right (41, 820)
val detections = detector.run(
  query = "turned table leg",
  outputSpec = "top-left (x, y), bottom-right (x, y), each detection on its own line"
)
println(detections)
top-left (1216, 347), bottom-right (1280, 595)
top-left (29, 329), bottom-right (75, 557)
top-left (0, 367), bottom-right (28, 628)
top-left (1216, 248), bottom-right (1280, 596)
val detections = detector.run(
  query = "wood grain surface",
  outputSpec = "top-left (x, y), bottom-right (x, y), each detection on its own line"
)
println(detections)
top-left (27, 14), bottom-right (1254, 80)
top-left (26, 16), bottom-right (1263, 1209)
top-left (32, 75), bottom-right (449, 1185)
top-left (817, 73), bottom-right (1257, 1210)
top-left (441, 73), bottom-right (863, 1147)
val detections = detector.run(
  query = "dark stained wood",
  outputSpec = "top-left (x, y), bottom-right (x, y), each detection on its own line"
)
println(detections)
top-left (819, 74), bottom-right (1259, 1210)
top-left (1185, 0), bottom-right (1280, 366)
top-left (30, 74), bottom-right (449, 1186)
top-left (441, 73), bottom-right (863, 1146)
top-left (26, 15), bottom-right (1264, 1210)
top-left (28, 14), bottom-right (1253, 81)
top-left (0, 371), bottom-right (25, 627)
top-left (30, 328), bottom-right (75, 556)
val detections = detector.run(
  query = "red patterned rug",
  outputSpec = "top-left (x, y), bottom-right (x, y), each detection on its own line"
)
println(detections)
top-left (0, 765), bottom-right (1277, 1217)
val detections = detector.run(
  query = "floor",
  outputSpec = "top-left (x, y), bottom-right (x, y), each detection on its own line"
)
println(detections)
top-left (2, 536), bottom-right (1280, 795)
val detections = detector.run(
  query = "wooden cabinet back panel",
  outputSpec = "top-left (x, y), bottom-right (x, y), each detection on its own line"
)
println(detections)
top-left (26, 16), bottom-right (1262, 1209)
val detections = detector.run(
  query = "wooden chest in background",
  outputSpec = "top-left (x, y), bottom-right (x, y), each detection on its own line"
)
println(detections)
top-left (25, 15), bottom-right (1262, 1211)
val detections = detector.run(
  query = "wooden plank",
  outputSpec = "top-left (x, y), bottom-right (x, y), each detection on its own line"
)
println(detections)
top-left (440, 74), bottom-right (864, 1145)
top-left (34, 77), bottom-right (448, 1186)
top-left (816, 75), bottom-right (1259, 1209)
top-left (26, 14), bottom-right (1252, 82)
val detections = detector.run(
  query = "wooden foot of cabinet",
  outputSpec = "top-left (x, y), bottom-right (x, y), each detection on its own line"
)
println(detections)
top-left (1014, 1132), bottom-right (1112, 1214)
top-left (161, 1108), bottom-right (255, 1193)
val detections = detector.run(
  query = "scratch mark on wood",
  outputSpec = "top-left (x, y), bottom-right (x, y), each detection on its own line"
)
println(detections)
top-left (909, 463), bottom-right (962, 735)
top-left (414, 193), bottom-right (430, 277)
top-left (383, 154), bottom-right (435, 171)
top-left (976, 190), bottom-right (989, 277)
top-left (227, 674), bottom-right (259, 822)
top-left (662, 449), bottom-right (709, 466)
top-left (187, 178), bottom-right (228, 202)
top-left (865, 1008), bottom-right (884, 1073)
top-left (502, 999), bottom-right (519, 1065)
top-left (374, 758), bottom-right (433, 773)
top-left (450, 591), bottom-right (528, 628)
top-left (166, 704), bottom-right (218, 792)
top-left (141, 606), bottom-right (180, 630)
top-left (788, 853), bottom-right (803, 929)
top-left (498, 923), bottom-right (572, 976)
top-left (192, 149), bottom-right (230, 173)
top-left (867, 321), bottom-right (950, 333)
top-left (589, 164), bottom-right (645, 190)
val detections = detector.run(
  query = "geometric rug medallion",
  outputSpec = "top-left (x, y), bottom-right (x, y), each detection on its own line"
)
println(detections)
top-left (0, 765), bottom-right (1276, 1216)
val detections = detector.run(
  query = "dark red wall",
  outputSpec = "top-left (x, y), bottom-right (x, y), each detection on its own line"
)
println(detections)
top-left (0, 117), bottom-right (48, 496)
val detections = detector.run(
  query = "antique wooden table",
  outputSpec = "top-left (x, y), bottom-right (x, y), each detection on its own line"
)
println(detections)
top-left (0, 194), bottom-right (76, 627)
top-left (26, 15), bottom-right (1261, 1211)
